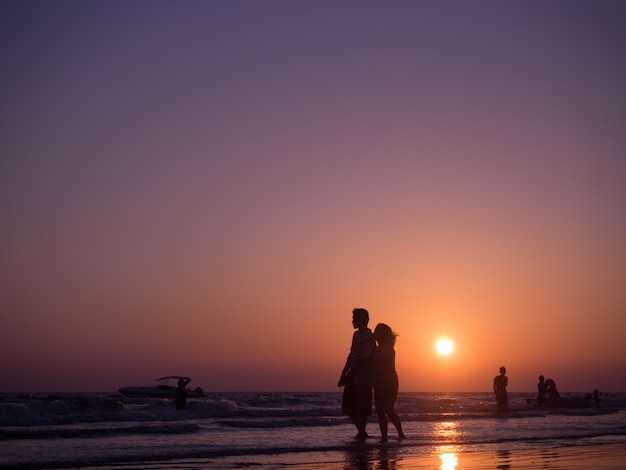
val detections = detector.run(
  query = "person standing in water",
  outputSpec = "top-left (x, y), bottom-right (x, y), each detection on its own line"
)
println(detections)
top-left (536, 375), bottom-right (548, 406)
top-left (338, 308), bottom-right (375, 440)
top-left (176, 378), bottom-right (190, 410)
top-left (372, 323), bottom-right (405, 441)
top-left (493, 366), bottom-right (508, 413)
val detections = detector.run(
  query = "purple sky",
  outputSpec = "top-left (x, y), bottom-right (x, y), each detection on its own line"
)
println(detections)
top-left (2, 1), bottom-right (626, 393)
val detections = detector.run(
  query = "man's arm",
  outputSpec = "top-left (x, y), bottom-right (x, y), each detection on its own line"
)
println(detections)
top-left (338, 354), bottom-right (351, 387)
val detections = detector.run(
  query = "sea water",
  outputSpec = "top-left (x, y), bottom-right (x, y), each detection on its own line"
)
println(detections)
top-left (1, 391), bottom-right (625, 469)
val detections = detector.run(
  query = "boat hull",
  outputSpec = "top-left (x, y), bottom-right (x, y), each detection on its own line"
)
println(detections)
top-left (118, 386), bottom-right (204, 399)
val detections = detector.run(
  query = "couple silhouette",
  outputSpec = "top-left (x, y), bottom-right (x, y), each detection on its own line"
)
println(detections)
top-left (338, 308), bottom-right (405, 441)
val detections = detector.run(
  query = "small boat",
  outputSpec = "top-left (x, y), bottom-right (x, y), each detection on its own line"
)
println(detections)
top-left (546, 394), bottom-right (592, 408)
top-left (542, 379), bottom-right (592, 408)
top-left (118, 376), bottom-right (205, 398)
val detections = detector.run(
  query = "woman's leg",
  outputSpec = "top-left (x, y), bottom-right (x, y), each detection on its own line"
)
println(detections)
top-left (374, 391), bottom-right (388, 439)
top-left (383, 398), bottom-right (405, 438)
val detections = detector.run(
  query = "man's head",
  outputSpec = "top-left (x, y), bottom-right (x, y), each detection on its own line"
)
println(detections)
top-left (352, 308), bottom-right (369, 329)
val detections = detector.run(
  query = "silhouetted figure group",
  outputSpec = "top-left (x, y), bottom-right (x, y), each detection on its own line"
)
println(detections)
top-left (494, 370), bottom-right (602, 412)
top-left (535, 376), bottom-right (561, 406)
top-left (337, 311), bottom-right (603, 435)
top-left (535, 375), bottom-right (598, 408)
top-left (338, 308), bottom-right (405, 441)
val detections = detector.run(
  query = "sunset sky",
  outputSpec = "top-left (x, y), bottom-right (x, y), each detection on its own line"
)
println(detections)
top-left (2, 1), bottom-right (625, 394)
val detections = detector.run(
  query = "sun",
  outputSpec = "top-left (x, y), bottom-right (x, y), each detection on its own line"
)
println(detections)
top-left (436, 338), bottom-right (454, 355)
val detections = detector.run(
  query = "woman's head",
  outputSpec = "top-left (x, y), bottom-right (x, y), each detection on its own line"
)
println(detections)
top-left (374, 323), bottom-right (397, 345)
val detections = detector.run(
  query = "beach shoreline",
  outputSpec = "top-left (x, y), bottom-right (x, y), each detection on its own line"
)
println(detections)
top-left (2, 391), bottom-right (624, 469)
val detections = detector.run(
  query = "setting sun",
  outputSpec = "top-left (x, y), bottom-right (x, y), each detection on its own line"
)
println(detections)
top-left (436, 338), bottom-right (454, 355)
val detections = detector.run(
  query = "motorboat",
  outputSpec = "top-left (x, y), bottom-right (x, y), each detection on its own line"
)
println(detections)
top-left (542, 378), bottom-right (592, 408)
top-left (118, 376), bottom-right (205, 398)
top-left (546, 394), bottom-right (593, 408)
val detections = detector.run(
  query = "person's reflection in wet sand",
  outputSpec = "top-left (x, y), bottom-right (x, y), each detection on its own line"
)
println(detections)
top-left (375, 442), bottom-right (399, 470)
top-left (342, 442), bottom-right (373, 470)
top-left (541, 449), bottom-right (560, 469)
top-left (343, 441), bottom-right (401, 470)
top-left (496, 450), bottom-right (511, 469)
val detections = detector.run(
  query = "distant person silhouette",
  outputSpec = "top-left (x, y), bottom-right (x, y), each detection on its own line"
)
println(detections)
top-left (493, 366), bottom-right (508, 413)
top-left (338, 308), bottom-right (375, 440)
top-left (594, 389), bottom-right (600, 407)
top-left (545, 378), bottom-right (560, 399)
top-left (536, 375), bottom-right (548, 406)
top-left (176, 378), bottom-right (190, 410)
top-left (372, 323), bottom-right (405, 441)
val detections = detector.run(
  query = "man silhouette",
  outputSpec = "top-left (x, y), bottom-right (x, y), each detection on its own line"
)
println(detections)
top-left (338, 308), bottom-right (375, 439)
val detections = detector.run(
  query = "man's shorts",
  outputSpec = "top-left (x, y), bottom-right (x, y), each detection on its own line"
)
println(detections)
top-left (342, 382), bottom-right (372, 416)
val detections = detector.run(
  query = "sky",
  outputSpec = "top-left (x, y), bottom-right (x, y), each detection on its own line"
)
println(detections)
top-left (2, 1), bottom-right (625, 393)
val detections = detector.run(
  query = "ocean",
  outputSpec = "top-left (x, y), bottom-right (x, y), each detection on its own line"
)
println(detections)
top-left (1, 391), bottom-right (625, 469)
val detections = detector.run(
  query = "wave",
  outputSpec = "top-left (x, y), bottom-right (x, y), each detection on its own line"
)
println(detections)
top-left (1, 391), bottom-right (623, 428)
top-left (0, 392), bottom-right (238, 427)
top-left (0, 422), bottom-right (201, 439)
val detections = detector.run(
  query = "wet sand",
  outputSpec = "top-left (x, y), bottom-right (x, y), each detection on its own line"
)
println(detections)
top-left (390, 444), bottom-right (626, 469)
top-left (261, 443), bottom-right (626, 469)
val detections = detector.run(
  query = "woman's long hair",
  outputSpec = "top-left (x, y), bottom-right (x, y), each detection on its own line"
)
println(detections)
top-left (374, 323), bottom-right (397, 346)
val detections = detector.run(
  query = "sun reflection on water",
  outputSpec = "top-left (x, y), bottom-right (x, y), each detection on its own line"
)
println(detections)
top-left (439, 452), bottom-right (459, 470)
top-left (434, 422), bottom-right (461, 470)
top-left (435, 421), bottom-right (460, 439)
